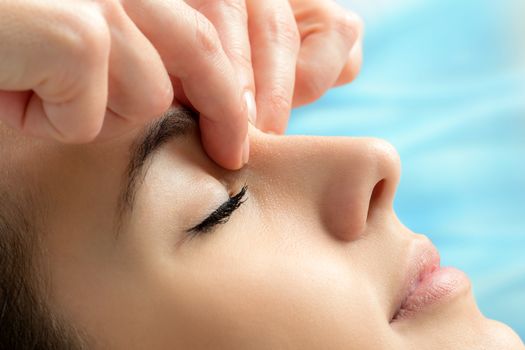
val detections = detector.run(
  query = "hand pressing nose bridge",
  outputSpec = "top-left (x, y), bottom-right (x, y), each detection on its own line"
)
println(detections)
top-left (0, 0), bottom-right (363, 172)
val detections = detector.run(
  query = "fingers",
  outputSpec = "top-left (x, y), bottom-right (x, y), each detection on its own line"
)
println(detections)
top-left (102, 1), bottom-right (174, 125)
top-left (0, 1), bottom-right (174, 143)
top-left (123, 0), bottom-right (249, 169)
top-left (247, 0), bottom-right (300, 134)
top-left (291, 1), bottom-right (363, 107)
top-left (333, 37), bottom-right (363, 87)
top-left (186, 1), bottom-right (257, 122)
top-left (0, 1), bottom-right (110, 142)
top-left (20, 3), bottom-right (112, 143)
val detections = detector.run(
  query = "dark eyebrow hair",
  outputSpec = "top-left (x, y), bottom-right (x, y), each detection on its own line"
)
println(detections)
top-left (116, 107), bottom-right (197, 228)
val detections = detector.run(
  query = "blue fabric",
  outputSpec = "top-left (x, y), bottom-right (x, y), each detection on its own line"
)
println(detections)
top-left (289, 0), bottom-right (525, 337)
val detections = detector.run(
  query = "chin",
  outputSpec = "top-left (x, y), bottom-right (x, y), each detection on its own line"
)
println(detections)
top-left (480, 319), bottom-right (525, 349)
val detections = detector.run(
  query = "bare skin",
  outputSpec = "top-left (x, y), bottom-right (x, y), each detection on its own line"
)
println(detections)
top-left (1, 109), bottom-right (522, 349)
top-left (0, 0), bottom-right (362, 170)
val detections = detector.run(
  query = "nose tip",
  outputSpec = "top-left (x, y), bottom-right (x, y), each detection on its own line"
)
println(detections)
top-left (366, 139), bottom-right (401, 210)
top-left (323, 138), bottom-right (401, 241)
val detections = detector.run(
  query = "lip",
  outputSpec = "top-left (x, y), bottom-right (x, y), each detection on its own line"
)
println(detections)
top-left (390, 238), bottom-right (470, 322)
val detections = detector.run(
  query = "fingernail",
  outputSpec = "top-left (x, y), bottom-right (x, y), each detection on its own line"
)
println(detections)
top-left (242, 134), bottom-right (250, 166)
top-left (244, 91), bottom-right (257, 125)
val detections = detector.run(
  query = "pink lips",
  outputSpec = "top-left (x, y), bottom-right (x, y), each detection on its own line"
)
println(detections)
top-left (391, 240), bottom-right (470, 322)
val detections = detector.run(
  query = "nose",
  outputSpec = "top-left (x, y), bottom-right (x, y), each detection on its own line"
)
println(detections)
top-left (250, 132), bottom-right (401, 241)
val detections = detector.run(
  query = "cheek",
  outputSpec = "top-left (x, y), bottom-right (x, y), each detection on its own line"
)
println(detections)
top-left (152, 229), bottom-right (390, 349)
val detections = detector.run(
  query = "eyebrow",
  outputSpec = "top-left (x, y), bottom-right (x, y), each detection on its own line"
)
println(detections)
top-left (116, 107), bottom-right (197, 226)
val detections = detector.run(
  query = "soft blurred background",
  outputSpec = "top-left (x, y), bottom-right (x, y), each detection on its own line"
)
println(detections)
top-left (289, 0), bottom-right (525, 337)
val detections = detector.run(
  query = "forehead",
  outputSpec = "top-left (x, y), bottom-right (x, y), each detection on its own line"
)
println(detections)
top-left (0, 121), bottom-right (136, 171)
top-left (0, 124), bottom-right (46, 192)
top-left (0, 121), bottom-right (140, 228)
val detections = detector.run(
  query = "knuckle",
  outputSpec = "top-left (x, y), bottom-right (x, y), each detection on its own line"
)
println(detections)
top-left (315, 4), bottom-right (337, 23)
top-left (94, 0), bottom-right (121, 17)
top-left (215, 2), bottom-right (252, 67)
top-left (144, 88), bottom-right (173, 119)
top-left (192, 13), bottom-right (222, 57)
top-left (332, 11), bottom-right (362, 43)
top-left (60, 4), bottom-right (111, 67)
top-left (265, 12), bottom-right (300, 51)
top-left (217, 0), bottom-right (248, 22)
top-left (233, 50), bottom-right (252, 69)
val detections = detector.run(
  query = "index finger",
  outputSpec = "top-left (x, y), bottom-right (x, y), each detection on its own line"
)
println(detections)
top-left (123, 0), bottom-right (249, 169)
top-left (246, 0), bottom-right (300, 134)
top-left (186, 0), bottom-right (257, 124)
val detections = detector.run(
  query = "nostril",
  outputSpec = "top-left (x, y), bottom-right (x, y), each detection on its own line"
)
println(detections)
top-left (367, 179), bottom-right (386, 220)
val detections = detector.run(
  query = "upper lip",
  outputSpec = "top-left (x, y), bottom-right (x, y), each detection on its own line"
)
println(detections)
top-left (390, 238), bottom-right (441, 321)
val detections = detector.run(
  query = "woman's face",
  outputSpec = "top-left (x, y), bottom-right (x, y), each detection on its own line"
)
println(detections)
top-left (4, 108), bottom-right (522, 349)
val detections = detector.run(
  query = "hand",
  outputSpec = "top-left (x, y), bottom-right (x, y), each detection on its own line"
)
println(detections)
top-left (0, 0), bottom-right (250, 169)
top-left (246, 0), bottom-right (363, 133)
top-left (180, 0), bottom-right (363, 136)
top-left (290, 0), bottom-right (363, 105)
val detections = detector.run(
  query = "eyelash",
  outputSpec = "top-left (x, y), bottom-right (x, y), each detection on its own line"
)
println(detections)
top-left (187, 186), bottom-right (248, 235)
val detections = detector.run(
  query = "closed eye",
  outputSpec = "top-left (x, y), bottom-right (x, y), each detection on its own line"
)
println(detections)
top-left (187, 186), bottom-right (248, 235)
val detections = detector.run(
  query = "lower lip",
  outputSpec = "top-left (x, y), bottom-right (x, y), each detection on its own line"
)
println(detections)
top-left (393, 267), bottom-right (470, 321)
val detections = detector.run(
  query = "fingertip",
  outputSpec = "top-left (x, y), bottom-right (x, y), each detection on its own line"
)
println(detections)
top-left (199, 115), bottom-right (249, 170)
top-left (255, 85), bottom-right (291, 135)
top-left (256, 115), bottom-right (288, 135)
top-left (151, 73), bottom-right (175, 117)
top-left (201, 136), bottom-right (245, 170)
top-left (334, 40), bottom-right (363, 87)
top-left (256, 112), bottom-right (289, 135)
top-left (293, 60), bottom-right (328, 106)
top-left (260, 121), bottom-right (287, 135)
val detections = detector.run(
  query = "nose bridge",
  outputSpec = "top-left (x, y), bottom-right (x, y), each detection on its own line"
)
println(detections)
top-left (250, 133), bottom-right (401, 241)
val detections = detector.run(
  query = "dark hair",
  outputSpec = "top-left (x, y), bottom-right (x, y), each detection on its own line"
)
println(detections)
top-left (0, 190), bottom-right (86, 350)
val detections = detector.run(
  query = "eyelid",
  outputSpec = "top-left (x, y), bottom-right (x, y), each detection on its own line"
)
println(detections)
top-left (187, 186), bottom-right (248, 235)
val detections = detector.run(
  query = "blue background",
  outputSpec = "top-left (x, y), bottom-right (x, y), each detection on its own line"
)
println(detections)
top-left (289, 0), bottom-right (525, 337)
